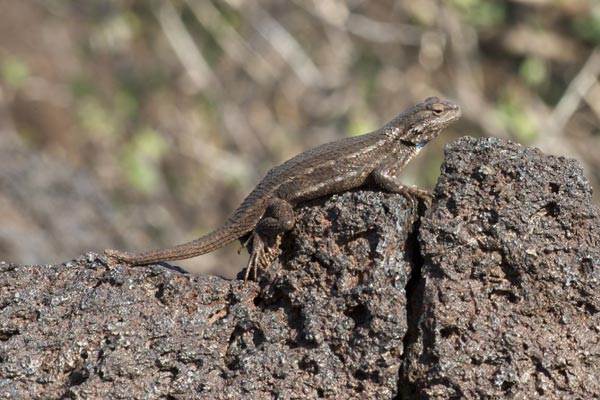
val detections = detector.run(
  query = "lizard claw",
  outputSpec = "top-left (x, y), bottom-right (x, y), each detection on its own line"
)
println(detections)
top-left (244, 232), bottom-right (262, 280)
top-left (243, 232), bottom-right (280, 281)
top-left (416, 190), bottom-right (433, 209)
top-left (399, 187), bottom-right (433, 209)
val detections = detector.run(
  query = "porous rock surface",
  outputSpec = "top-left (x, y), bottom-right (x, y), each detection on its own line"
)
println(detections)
top-left (401, 137), bottom-right (600, 399)
top-left (0, 137), bottom-right (598, 399)
top-left (0, 190), bottom-right (418, 399)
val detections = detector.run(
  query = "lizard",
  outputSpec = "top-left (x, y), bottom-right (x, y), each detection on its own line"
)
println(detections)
top-left (105, 96), bottom-right (461, 279)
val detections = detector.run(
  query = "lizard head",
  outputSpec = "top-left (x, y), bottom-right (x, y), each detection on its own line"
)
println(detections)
top-left (385, 96), bottom-right (461, 146)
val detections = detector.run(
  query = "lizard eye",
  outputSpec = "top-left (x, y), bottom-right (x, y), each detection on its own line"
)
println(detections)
top-left (431, 104), bottom-right (444, 115)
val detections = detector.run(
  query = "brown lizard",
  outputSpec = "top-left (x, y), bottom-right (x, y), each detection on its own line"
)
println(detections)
top-left (105, 97), bottom-right (461, 279)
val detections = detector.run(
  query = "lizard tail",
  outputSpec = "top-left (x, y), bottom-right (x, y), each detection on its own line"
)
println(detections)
top-left (105, 221), bottom-right (251, 266)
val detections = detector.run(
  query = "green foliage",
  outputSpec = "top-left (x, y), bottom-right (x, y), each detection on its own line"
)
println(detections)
top-left (181, 8), bottom-right (223, 66)
top-left (114, 89), bottom-right (139, 122)
top-left (1, 57), bottom-right (30, 89)
top-left (572, 9), bottom-right (600, 44)
top-left (77, 96), bottom-right (116, 138)
top-left (70, 76), bottom-right (95, 98)
top-left (74, 76), bottom-right (138, 139)
top-left (519, 57), bottom-right (548, 87)
top-left (497, 93), bottom-right (539, 143)
top-left (120, 128), bottom-right (168, 193)
top-left (451, 0), bottom-right (506, 28)
top-left (354, 50), bottom-right (383, 100)
top-left (122, 11), bottom-right (142, 37)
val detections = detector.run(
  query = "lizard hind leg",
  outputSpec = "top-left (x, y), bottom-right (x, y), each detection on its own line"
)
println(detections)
top-left (243, 231), bottom-right (286, 280)
top-left (242, 198), bottom-right (295, 280)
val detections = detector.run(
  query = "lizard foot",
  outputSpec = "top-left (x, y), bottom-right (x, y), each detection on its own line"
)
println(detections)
top-left (398, 187), bottom-right (433, 209)
top-left (243, 232), bottom-right (280, 281)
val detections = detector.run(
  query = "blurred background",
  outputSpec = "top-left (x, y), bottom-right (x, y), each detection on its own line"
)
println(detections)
top-left (0, 0), bottom-right (598, 277)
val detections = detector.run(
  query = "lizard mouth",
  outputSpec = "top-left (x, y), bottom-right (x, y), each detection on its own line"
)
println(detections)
top-left (438, 106), bottom-right (462, 127)
top-left (429, 107), bottom-right (461, 129)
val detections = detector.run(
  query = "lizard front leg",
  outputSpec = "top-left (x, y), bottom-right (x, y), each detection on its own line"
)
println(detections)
top-left (371, 161), bottom-right (433, 207)
top-left (244, 197), bottom-right (295, 280)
